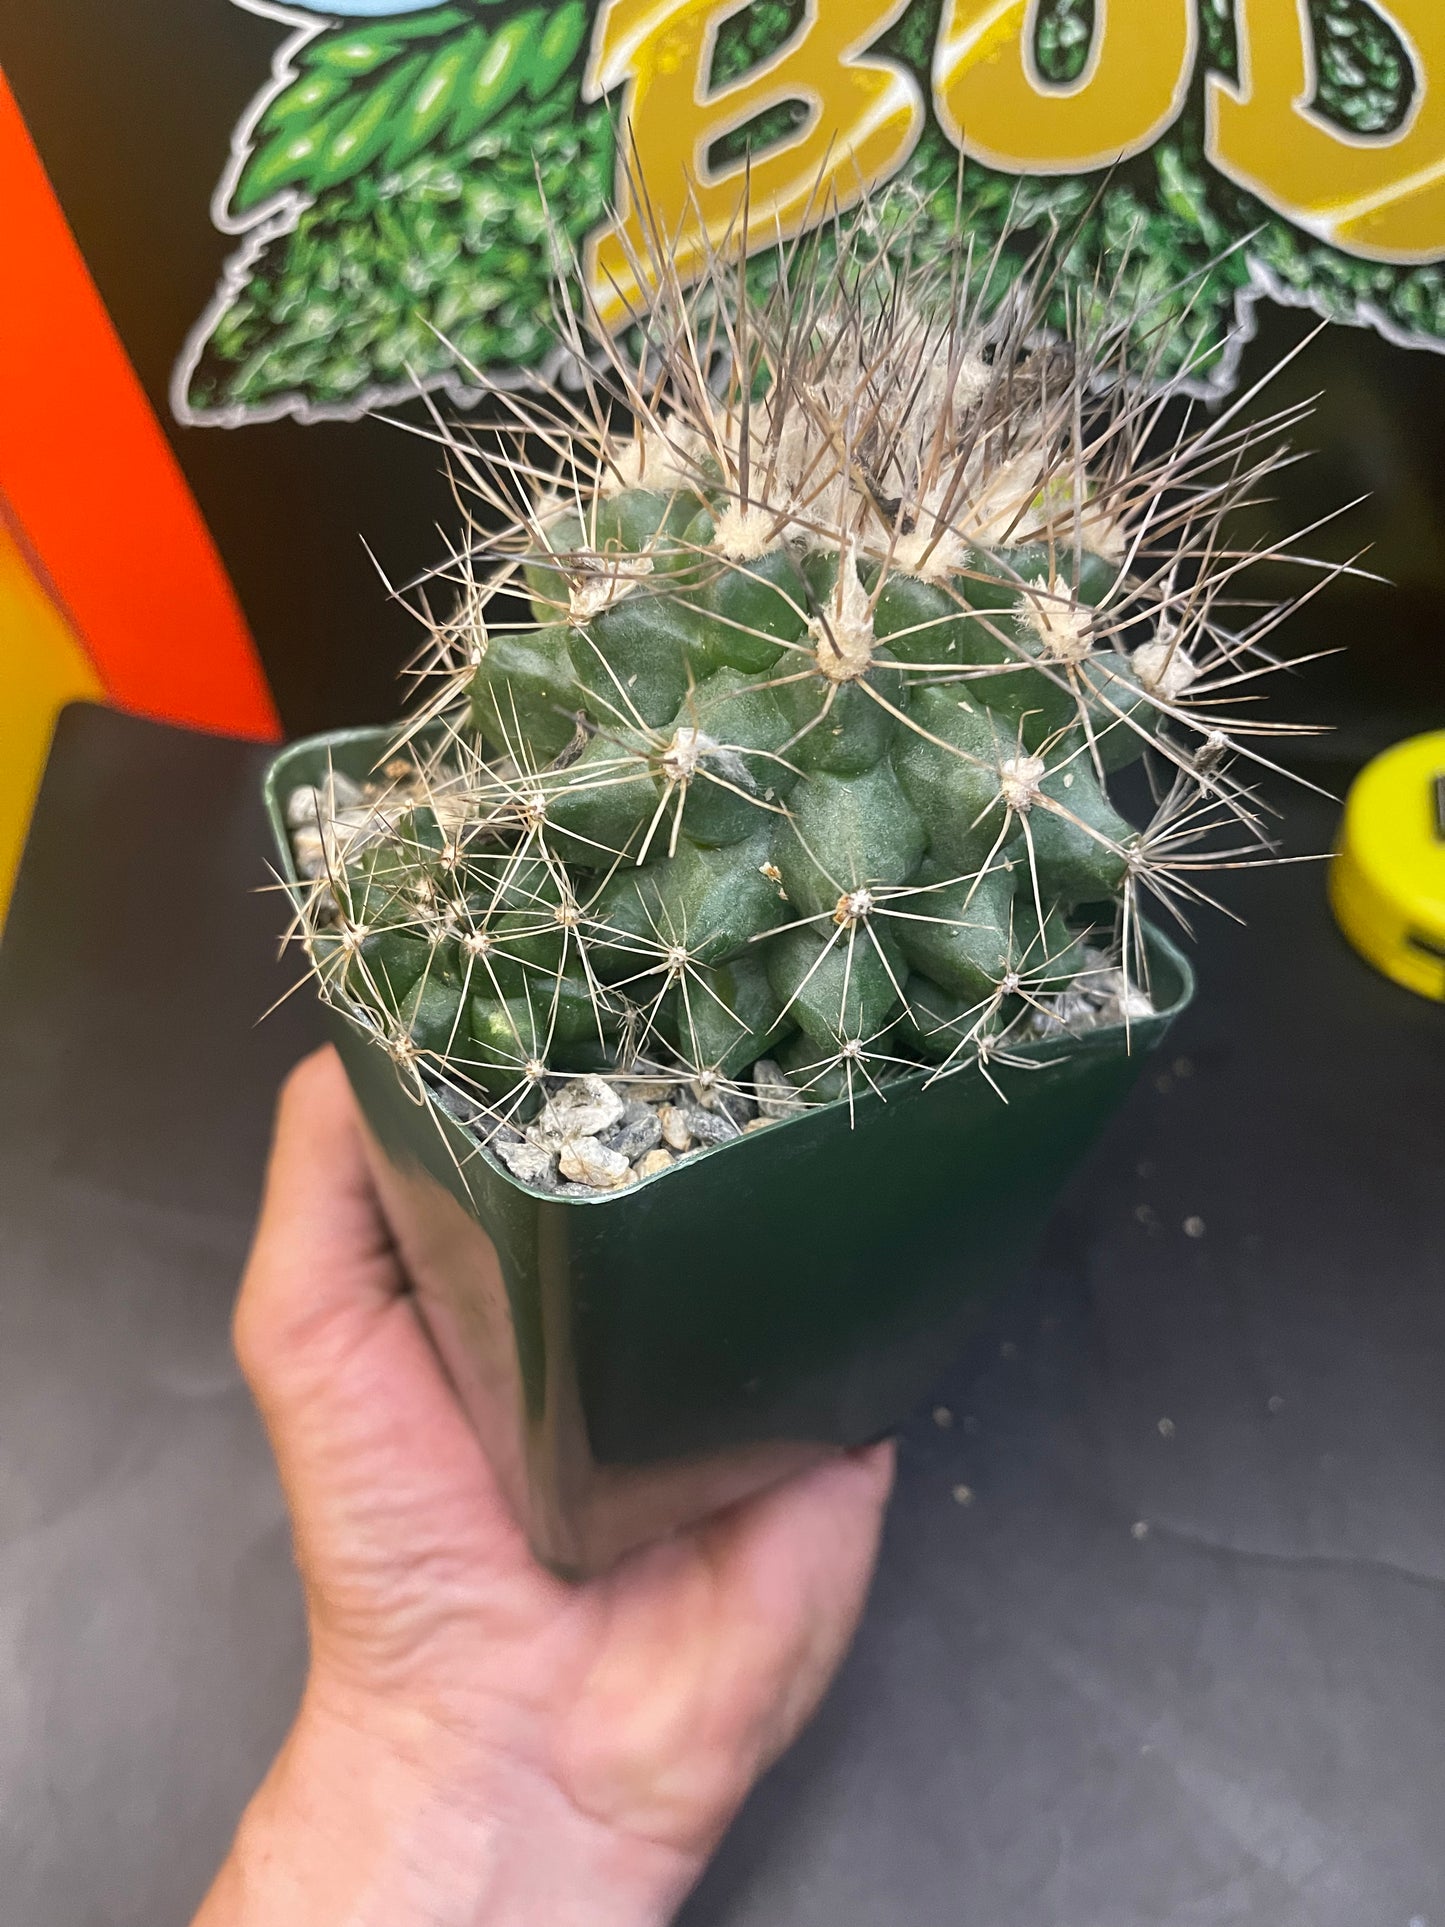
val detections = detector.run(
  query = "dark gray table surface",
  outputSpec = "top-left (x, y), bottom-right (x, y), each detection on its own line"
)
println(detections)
top-left (2, 702), bottom-right (1442, 1927)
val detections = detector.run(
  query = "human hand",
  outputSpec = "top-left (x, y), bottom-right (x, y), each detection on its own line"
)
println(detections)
top-left (195, 1048), bottom-right (894, 1927)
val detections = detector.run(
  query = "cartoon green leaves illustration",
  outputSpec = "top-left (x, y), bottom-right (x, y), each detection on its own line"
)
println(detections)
top-left (181, 0), bottom-right (605, 419)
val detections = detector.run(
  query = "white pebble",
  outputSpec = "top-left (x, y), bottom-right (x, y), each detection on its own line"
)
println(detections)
top-left (286, 785), bottom-right (322, 830)
top-left (330, 805), bottom-right (376, 838)
top-left (684, 1105), bottom-right (740, 1146)
top-left (753, 1057), bottom-right (805, 1119)
top-left (495, 1139), bottom-right (556, 1188)
top-left (624, 1078), bottom-right (678, 1103)
top-left (531, 1076), bottom-right (626, 1149)
top-left (558, 1137), bottom-right (635, 1190)
top-left (604, 1106), bottom-right (663, 1161)
top-left (658, 1104), bottom-right (694, 1152)
top-left (285, 770), bottom-right (364, 830)
top-left (330, 771), bottom-right (366, 808)
top-left (291, 829), bottom-right (327, 879)
top-left (635, 1148), bottom-right (675, 1180)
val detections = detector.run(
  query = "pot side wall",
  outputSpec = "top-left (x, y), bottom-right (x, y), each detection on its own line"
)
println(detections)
top-left (271, 728), bottom-right (1194, 1575)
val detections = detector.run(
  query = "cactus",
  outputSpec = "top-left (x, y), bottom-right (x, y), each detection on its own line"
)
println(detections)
top-left (286, 192), bottom-right (1336, 1183)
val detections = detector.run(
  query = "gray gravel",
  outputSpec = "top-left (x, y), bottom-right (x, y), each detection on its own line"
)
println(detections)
top-left (453, 1070), bottom-right (794, 1196)
top-left (601, 1105), bottom-right (665, 1161)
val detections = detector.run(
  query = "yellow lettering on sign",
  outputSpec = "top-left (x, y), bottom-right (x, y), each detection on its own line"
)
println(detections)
top-left (933, 0), bottom-right (1195, 174)
top-left (1208, 0), bottom-right (1445, 261)
top-left (584, 0), bottom-right (923, 326)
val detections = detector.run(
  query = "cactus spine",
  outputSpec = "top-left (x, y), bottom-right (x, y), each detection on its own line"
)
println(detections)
top-left (290, 196), bottom-right (1331, 1162)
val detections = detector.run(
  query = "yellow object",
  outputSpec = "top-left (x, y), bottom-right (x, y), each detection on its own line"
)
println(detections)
top-left (934, 0), bottom-right (1196, 174)
top-left (585, 0), bottom-right (923, 325)
top-left (1330, 731), bottom-right (1445, 1001)
top-left (1209, 0), bottom-right (1445, 263)
top-left (0, 513), bottom-right (104, 934)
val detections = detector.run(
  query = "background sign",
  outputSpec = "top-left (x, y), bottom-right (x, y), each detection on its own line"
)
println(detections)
top-left (2, 0), bottom-right (1443, 766)
top-left (173, 0), bottom-right (1445, 430)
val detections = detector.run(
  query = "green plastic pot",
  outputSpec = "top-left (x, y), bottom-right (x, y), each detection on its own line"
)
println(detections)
top-left (265, 728), bottom-right (1194, 1576)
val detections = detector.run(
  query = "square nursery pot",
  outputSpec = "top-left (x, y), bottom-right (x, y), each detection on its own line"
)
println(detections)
top-left (266, 728), bottom-right (1194, 1577)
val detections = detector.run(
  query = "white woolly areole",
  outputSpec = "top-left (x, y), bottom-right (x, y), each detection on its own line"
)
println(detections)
top-left (795, 477), bottom-right (871, 549)
top-left (599, 438), bottom-right (649, 497)
top-left (833, 887), bottom-right (876, 925)
top-left (984, 456), bottom-right (1125, 567)
top-left (1020, 578), bottom-right (1094, 662)
top-left (1079, 509), bottom-right (1129, 565)
top-left (889, 470), bottom-right (972, 580)
top-left (892, 520), bottom-right (970, 582)
top-left (386, 1031), bottom-right (419, 1069)
top-left (958, 450), bottom-right (1051, 546)
top-left (810, 547), bottom-right (876, 684)
top-left (1132, 634), bottom-right (1199, 698)
top-left (568, 554), bottom-right (654, 624)
top-left (759, 400), bottom-right (810, 495)
top-left (947, 350), bottom-right (991, 414)
top-left (999, 753), bottom-right (1048, 811)
top-left (958, 446), bottom-right (1094, 552)
top-left (725, 390), bottom-right (872, 550)
top-left (712, 502), bottom-right (783, 560)
top-left (599, 424), bottom-right (709, 498)
top-left (660, 727), bottom-right (713, 781)
top-left (903, 335), bottom-right (989, 433)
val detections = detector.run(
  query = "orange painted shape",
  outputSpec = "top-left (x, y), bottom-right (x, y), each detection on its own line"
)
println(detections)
top-left (0, 71), bottom-right (280, 742)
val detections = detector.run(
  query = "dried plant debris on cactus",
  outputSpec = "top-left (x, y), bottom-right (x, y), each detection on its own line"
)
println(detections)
top-left (281, 188), bottom-right (1350, 1194)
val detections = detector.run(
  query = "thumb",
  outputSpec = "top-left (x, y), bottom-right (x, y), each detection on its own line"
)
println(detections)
top-left (234, 1049), bottom-right (494, 1559)
top-left (235, 1046), bottom-right (409, 1409)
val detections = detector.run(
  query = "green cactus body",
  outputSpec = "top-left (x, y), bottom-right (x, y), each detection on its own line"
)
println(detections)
top-left (288, 193), bottom-right (1314, 1147)
top-left (324, 470), bottom-right (1164, 1098)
